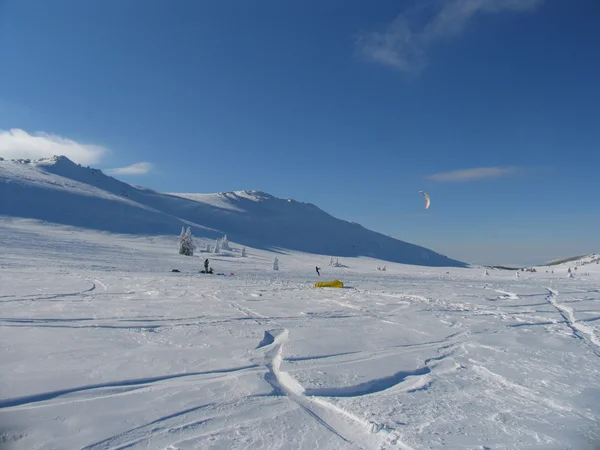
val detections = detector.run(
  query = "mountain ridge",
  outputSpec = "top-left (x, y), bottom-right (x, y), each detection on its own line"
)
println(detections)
top-left (0, 155), bottom-right (466, 267)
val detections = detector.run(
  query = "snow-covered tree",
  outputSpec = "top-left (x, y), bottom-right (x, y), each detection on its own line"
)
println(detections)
top-left (273, 257), bottom-right (279, 271)
top-left (179, 226), bottom-right (195, 256)
top-left (241, 247), bottom-right (247, 257)
top-left (329, 257), bottom-right (334, 266)
top-left (205, 243), bottom-right (211, 252)
top-left (221, 234), bottom-right (230, 250)
top-left (178, 227), bottom-right (186, 254)
top-left (382, 265), bottom-right (386, 272)
top-left (214, 238), bottom-right (221, 254)
top-left (186, 227), bottom-right (195, 255)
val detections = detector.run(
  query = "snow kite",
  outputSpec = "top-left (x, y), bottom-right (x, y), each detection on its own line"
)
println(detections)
top-left (419, 191), bottom-right (431, 209)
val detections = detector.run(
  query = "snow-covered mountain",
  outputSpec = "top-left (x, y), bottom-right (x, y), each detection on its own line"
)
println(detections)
top-left (542, 254), bottom-right (600, 267)
top-left (0, 156), bottom-right (465, 267)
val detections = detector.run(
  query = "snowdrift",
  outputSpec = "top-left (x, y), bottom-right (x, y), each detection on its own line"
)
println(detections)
top-left (0, 156), bottom-right (466, 267)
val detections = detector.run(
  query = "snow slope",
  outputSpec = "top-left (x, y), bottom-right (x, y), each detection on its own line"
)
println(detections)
top-left (0, 156), bottom-right (217, 236)
top-left (1, 219), bottom-right (599, 449)
top-left (0, 156), bottom-right (464, 267)
top-left (541, 254), bottom-right (600, 269)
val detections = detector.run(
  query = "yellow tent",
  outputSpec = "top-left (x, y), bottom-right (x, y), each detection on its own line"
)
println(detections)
top-left (314, 280), bottom-right (344, 288)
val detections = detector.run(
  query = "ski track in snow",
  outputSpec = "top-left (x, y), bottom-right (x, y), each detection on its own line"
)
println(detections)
top-left (545, 288), bottom-right (600, 356)
top-left (286, 334), bottom-right (465, 373)
top-left (81, 396), bottom-right (286, 450)
top-left (0, 365), bottom-right (259, 409)
top-left (0, 282), bottom-right (98, 303)
top-left (254, 328), bottom-right (411, 449)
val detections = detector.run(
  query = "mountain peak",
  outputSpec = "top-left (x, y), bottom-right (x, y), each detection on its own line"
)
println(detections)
top-left (0, 155), bottom-right (77, 166)
top-left (40, 155), bottom-right (72, 164)
top-left (33, 154), bottom-right (108, 178)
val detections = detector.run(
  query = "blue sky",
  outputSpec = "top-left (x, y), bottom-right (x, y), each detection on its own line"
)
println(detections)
top-left (0, 0), bottom-right (598, 265)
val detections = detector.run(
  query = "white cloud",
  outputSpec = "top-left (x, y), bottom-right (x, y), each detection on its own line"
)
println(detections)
top-left (427, 166), bottom-right (520, 181)
top-left (356, 0), bottom-right (545, 73)
top-left (108, 162), bottom-right (153, 175)
top-left (0, 128), bottom-right (107, 165)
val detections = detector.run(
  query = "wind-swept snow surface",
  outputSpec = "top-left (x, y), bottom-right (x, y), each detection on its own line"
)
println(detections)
top-left (1, 220), bottom-right (599, 449)
top-left (0, 156), bottom-right (464, 266)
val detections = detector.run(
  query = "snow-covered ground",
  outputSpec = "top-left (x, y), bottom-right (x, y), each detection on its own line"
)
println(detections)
top-left (1, 219), bottom-right (599, 449)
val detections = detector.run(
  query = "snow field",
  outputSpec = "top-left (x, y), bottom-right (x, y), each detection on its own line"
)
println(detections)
top-left (1, 219), bottom-right (599, 449)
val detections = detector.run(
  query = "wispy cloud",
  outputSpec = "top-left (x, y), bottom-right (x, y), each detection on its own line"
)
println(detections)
top-left (356, 0), bottom-right (545, 73)
top-left (0, 128), bottom-right (108, 165)
top-left (427, 166), bottom-right (520, 181)
top-left (108, 162), bottom-right (153, 175)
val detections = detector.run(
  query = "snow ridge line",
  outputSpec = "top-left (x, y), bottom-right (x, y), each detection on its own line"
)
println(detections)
top-left (0, 365), bottom-right (259, 409)
top-left (545, 288), bottom-right (600, 357)
top-left (0, 283), bottom-right (99, 303)
top-left (257, 328), bottom-right (411, 449)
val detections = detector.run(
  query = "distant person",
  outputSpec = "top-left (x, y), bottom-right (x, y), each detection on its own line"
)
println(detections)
top-left (315, 266), bottom-right (321, 276)
top-left (204, 259), bottom-right (209, 273)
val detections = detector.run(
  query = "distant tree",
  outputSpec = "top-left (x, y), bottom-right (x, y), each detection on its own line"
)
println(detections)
top-left (329, 257), bottom-right (334, 266)
top-left (186, 228), bottom-right (196, 255)
top-left (205, 243), bottom-right (211, 252)
top-left (178, 227), bottom-right (186, 255)
top-left (241, 247), bottom-right (247, 257)
top-left (222, 234), bottom-right (231, 250)
top-left (214, 238), bottom-right (221, 253)
top-left (179, 226), bottom-right (195, 256)
top-left (273, 257), bottom-right (279, 271)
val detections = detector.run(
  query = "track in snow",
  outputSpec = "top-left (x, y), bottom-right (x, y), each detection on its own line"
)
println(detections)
top-left (545, 288), bottom-right (600, 357)
top-left (81, 396), bottom-right (286, 450)
top-left (0, 282), bottom-right (98, 303)
top-left (0, 365), bottom-right (259, 409)
top-left (253, 328), bottom-right (411, 449)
